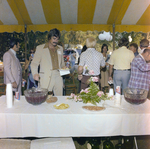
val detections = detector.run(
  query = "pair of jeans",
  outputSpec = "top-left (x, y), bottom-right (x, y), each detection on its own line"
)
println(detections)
top-left (113, 70), bottom-right (131, 95)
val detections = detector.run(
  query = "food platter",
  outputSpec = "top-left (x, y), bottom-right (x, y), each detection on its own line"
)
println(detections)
top-left (82, 105), bottom-right (105, 112)
top-left (53, 103), bottom-right (70, 110)
top-left (46, 97), bottom-right (58, 103)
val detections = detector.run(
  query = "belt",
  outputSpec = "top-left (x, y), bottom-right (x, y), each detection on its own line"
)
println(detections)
top-left (114, 69), bottom-right (131, 71)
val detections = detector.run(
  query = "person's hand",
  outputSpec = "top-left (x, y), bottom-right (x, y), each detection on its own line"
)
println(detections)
top-left (62, 66), bottom-right (67, 69)
top-left (33, 74), bottom-right (40, 81)
top-left (12, 82), bottom-right (17, 88)
top-left (78, 74), bottom-right (83, 80)
top-left (106, 62), bottom-right (109, 66)
top-left (109, 76), bottom-right (113, 81)
top-left (22, 78), bottom-right (26, 82)
top-left (73, 53), bottom-right (76, 58)
top-left (29, 56), bottom-right (33, 61)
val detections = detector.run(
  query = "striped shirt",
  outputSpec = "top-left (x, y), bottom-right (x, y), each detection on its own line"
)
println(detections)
top-left (79, 48), bottom-right (105, 75)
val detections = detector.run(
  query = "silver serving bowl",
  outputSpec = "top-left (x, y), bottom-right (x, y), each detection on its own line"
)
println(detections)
top-left (24, 88), bottom-right (48, 105)
top-left (124, 88), bottom-right (148, 105)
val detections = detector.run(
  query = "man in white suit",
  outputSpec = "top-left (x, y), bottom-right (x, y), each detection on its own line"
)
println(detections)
top-left (31, 28), bottom-right (65, 96)
top-left (3, 38), bottom-right (22, 95)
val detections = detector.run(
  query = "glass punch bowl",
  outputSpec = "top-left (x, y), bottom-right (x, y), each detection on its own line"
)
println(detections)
top-left (24, 88), bottom-right (48, 105)
top-left (124, 88), bottom-right (148, 105)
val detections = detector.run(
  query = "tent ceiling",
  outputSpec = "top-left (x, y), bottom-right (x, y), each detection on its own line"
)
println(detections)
top-left (0, 0), bottom-right (150, 33)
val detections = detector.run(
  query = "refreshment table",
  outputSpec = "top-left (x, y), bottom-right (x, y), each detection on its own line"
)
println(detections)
top-left (0, 95), bottom-right (150, 138)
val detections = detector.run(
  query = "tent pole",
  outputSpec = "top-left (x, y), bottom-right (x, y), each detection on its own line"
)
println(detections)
top-left (113, 24), bottom-right (115, 51)
top-left (24, 24), bottom-right (27, 80)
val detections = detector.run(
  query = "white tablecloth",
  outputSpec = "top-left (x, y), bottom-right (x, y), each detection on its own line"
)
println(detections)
top-left (0, 95), bottom-right (150, 138)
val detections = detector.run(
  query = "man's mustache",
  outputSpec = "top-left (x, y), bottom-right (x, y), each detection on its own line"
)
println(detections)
top-left (53, 42), bottom-right (58, 44)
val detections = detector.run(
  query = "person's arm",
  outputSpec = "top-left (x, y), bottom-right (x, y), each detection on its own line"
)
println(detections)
top-left (109, 64), bottom-right (113, 81)
top-left (3, 52), bottom-right (18, 88)
top-left (30, 47), bottom-right (41, 81)
top-left (78, 65), bottom-right (83, 80)
top-left (3, 52), bottom-right (15, 83)
top-left (75, 50), bottom-right (79, 63)
top-left (24, 56), bottom-right (32, 70)
top-left (60, 47), bottom-right (66, 68)
top-left (136, 59), bottom-right (150, 71)
top-left (73, 53), bottom-right (76, 58)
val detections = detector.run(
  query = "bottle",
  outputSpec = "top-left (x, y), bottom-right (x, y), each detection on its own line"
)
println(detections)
top-left (103, 137), bottom-right (114, 149)
top-left (22, 80), bottom-right (26, 95)
top-left (115, 86), bottom-right (121, 106)
top-left (15, 91), bottom-right (20, 100)
top-left (121, 137), bottom-right (133, 149)
top-left (87, 137), bottom-right (101, 149)
top-left (76, 137), bottom-right (86, 146)
top-left (115, 138), bottom-right (123, 149)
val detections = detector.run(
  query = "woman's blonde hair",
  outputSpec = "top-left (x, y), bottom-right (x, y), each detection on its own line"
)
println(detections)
top-left (86, 37), bottom-right (96, 48)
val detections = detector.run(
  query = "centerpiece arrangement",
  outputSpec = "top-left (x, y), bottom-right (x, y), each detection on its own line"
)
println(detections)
top-left (68, 69), bottom-right (113, 105)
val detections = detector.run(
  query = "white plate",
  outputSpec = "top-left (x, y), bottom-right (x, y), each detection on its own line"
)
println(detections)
top-left (59, 69), bottom-right (70, 76)
top-left (59, 68), bottom-right (69, 71)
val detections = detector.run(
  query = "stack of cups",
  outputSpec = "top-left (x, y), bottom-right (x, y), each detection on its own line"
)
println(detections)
top-left (109, 88), bottom-right (114, 96)
top-left (6, 83), bottom-right (13, 108)
top-left (115, 86), bottom-right (121, 106)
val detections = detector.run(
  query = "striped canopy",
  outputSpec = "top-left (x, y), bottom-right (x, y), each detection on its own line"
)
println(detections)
top-left (0, 0), bottom-right (150, 33)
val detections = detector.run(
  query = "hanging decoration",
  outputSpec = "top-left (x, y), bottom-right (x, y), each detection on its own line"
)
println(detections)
top-left (98, 31), bottom-right (113, 41)
top-left (128, 35), bottom-right (132, 42)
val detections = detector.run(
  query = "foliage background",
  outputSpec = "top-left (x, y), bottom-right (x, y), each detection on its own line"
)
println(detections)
top-left (0, 31), bottom-right (147, 62)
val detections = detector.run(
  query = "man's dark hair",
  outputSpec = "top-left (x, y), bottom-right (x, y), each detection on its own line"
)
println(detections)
top-left (101, 44), bottom-right (108, 53)
top-left (140, 39), bottom-right (149, 47)
top-left (118, 37), bottom-right (129, 47)
top-left (9, 38), bottom-right (19, 48)
top-left (48, 28), bottom-right (61, 40)
top-left (129, 43), bottom-right (138, 51)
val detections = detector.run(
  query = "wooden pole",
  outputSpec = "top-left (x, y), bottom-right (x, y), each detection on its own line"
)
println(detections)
top-left (113, 24), bottom-right (115, 51)
top-left (24, 24), bottom-right (27, 79)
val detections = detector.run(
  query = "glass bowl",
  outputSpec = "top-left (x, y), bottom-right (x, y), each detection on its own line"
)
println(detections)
top-left (123, 88), bottom-right (148, 105)
top-left (24, 88), bottom-right (48, 105)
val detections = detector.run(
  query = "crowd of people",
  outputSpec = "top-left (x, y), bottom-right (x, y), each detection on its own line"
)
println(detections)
top-left (2, 28), bottom-right (150, 98)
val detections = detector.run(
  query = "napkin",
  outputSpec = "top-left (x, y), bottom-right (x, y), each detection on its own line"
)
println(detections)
top-left (6, 83), bottom-right (13, 108)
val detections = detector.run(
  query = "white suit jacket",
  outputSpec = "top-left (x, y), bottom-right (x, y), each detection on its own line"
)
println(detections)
top-left (3, 49), bottom-right (22, 94)
top-left (31, 43), bottom-right (65, 89)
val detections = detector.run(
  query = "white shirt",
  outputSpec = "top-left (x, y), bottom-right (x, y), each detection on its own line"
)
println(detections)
top-left (79, 48), bottom-right (105, 75)
top-left (10, 49), bottom-right (17, 59)
top-left (75, 49), bottom-right (79, 64)
top-left (139, 48), bottom-right (145, 54)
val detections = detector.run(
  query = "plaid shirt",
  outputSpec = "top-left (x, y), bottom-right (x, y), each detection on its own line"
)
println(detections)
top-left (79, 48), bottom-right (105, 75)
top-left (128, 54), bottom-right (150, 91)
